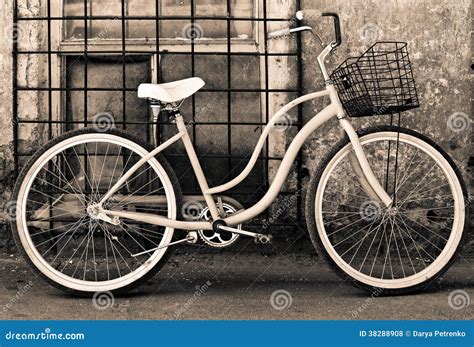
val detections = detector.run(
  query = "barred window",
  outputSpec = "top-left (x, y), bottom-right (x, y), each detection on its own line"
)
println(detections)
top-left (64, 0), bottom-right (254, 40)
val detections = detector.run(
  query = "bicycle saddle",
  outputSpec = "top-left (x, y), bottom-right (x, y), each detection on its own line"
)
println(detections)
top-left (138, 77), bottom-right (205, 103)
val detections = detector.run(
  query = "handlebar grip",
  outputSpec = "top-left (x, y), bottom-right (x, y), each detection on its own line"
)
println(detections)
top-left (322, 12), bottom-right (342, 47)
top-left (267, 28), bottom-right (290, 39)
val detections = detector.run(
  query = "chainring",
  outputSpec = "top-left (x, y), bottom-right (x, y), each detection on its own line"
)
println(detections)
top-left (197, 202), bottom-right (242, 248)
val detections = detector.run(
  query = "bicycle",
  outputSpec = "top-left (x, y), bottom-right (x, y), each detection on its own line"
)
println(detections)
top-left (11, 12), bottom-right (469, 296)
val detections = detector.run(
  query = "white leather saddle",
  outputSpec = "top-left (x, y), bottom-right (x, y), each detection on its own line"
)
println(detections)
top-left (138, 77), bottom-right (205, 103)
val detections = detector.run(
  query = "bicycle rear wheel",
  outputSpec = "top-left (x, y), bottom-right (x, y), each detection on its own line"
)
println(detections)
top-left (305, 126), bottom-right (468, 294)
top-left (12, 128), bottom-right (182, 295)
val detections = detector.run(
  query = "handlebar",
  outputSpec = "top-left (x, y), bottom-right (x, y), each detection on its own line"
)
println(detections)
top-left (322, 12), bottom-right (342, 48)
top-left (267, 27), bottom-right (291, 39)
top-left (267, 12), bottom-right (342, 49)
top-left (267, 26), bottom-right (314, 39)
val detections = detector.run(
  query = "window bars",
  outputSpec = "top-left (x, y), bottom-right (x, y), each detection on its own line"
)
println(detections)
top-left (12, 0), bottom-right (304, 229)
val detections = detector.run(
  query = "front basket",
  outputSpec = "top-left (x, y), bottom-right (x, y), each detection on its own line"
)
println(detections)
top-left (330, 42), bottom-right (419, 118)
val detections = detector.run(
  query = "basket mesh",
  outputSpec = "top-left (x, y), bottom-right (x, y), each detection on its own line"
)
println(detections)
top-left (331, 42), bottom-right (419, 117)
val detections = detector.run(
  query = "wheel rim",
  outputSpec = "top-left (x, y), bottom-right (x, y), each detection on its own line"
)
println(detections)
top-left (315, 131), bottom-right (465, 289)
top-left (16, 133), bottom-right (176, 292)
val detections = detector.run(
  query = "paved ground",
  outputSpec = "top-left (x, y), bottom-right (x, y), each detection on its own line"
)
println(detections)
top-left (1, 244), bottom-right (473, 320)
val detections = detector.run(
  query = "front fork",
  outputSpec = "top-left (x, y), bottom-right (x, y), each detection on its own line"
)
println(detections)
top-left (338, 117), bottom-right (393, 208)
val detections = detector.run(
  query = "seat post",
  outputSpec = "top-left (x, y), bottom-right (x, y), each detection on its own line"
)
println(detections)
top-left (150, 99), bottom-right (162, 146)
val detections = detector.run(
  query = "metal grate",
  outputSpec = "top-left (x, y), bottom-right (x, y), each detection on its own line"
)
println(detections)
top-left (331, 42), bottom-right (419, 118)
top-left (12, 0), bottom-right (304, 229)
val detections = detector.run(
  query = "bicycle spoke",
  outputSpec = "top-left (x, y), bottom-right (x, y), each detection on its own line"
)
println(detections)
top-left (39, 216), bottom-right (88, 254)
top-left (348, 218), bottom-right (379, 265)
top-left (394, 216), bottom-right (416, 274)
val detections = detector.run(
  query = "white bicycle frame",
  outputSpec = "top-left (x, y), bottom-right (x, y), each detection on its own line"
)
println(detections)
top-left (99, 44), bottom-right (393, 231)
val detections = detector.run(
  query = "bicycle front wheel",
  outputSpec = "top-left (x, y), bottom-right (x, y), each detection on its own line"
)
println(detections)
top-left (12, 128), bottom-right (182, 295)
top-left (306, 126), bottom-right (468, 294)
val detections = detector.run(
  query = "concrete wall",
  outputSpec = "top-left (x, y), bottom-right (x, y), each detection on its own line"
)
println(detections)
top-left (0, 0), bottom-right (15, 248)
top-left (300, 0), bottom-right (472, 188)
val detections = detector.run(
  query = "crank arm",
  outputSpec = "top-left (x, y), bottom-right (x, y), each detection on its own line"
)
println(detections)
top-left (131, 231), bottom-right (198, 257)
top-left (217, 225), bottom-right (272, 243)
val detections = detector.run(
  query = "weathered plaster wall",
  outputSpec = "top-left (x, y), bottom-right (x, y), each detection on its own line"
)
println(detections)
top-left (0, 0), bottom-right (48, 249)
top-left (300, 0), bottom-right (472, 187)
top-left (0, 0), bottom-right (14, 179)
top-left (0, 0), bottom-right (15, 248)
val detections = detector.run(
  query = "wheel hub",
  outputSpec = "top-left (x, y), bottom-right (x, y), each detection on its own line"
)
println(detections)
top-left (86, 204), bottom-right (100, 219)
top-left (87, 203), bottom-right (120, 225)
top-left (386, 206), bottom-right (398, 217)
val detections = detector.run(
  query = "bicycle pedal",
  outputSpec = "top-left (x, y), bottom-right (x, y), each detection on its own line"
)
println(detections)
top-left (186, 231), bottom-right (198, 244)
top-left (255, 234), bottom-right (272, 244)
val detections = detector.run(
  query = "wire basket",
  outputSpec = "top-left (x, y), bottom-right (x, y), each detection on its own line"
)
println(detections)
top-left (331, 42), bottom-right (419, 118)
